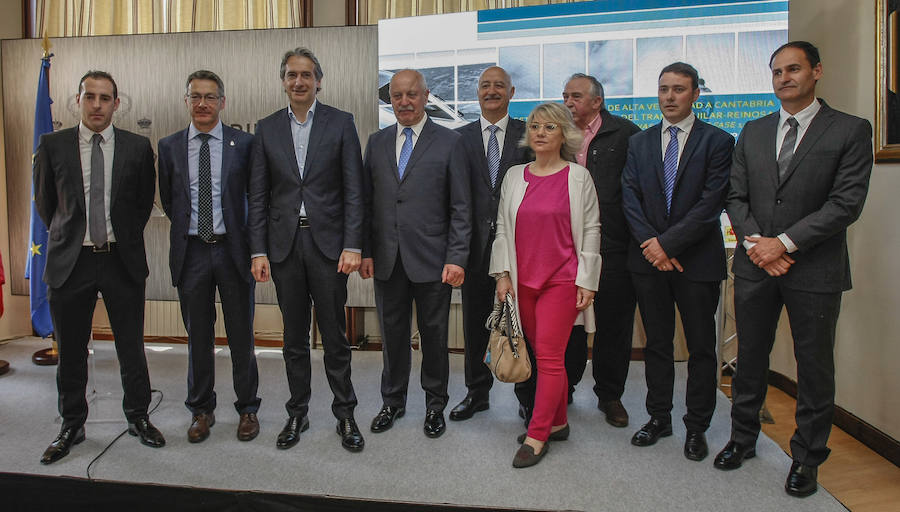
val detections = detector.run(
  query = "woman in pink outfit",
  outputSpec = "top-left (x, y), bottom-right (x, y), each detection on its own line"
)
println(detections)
top-left (490, 102), bottom-right (601, 468)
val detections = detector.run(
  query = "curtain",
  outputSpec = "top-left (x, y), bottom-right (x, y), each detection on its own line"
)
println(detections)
top-left (356, 0), bottom-right (581, 25)
top-left (34, 0), bottom-right (310, 37)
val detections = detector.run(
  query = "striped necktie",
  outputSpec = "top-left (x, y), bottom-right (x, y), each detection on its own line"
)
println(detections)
top-left (663, 125), bottom-right (679, 213)
top-left (487, 125), bottom-right (500, 187)
top-left (398, 127), bottom-right (413, 178)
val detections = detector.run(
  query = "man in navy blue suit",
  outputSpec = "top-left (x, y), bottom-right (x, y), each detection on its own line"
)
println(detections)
top-left (158, 70), bottom-right (261, 444)
top-left (622, 62), bottom-right (733, 462)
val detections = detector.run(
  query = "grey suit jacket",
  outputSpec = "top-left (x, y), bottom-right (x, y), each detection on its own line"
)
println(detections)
top-left (34, 126), bottom-right (156, 288)
top-left (363, 118), bottom-right (471, 282)
top-left (726, 99), bottom-right (873, 293)
top-left (248, 103), bottom-right (364, 263)
top-left (158, 124), bottom-right (254, 286)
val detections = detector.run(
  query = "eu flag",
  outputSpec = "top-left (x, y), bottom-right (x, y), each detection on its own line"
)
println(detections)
top-left (26, 54), bottom-right (54, 337)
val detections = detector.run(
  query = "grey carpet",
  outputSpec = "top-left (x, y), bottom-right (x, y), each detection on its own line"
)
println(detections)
top-left (0, 337), bottom-right (846, 511)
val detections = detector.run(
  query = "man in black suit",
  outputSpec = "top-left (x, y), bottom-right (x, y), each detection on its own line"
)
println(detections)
top-left (359, 69), bottom-right (470, 439)
top-left (450, 66), bottom-right (529, 421)
top-left (622, 62), bottom-right (733, 461)
top-left (715, 42), bottom-right (872, 498)
top-left (158, 70), bottom-right (261, 444)
top-left (561, 73), bottom-right (641, 427)
top-left (35, 70), bottom-right (165, 464)
top-left (248, 48), bottom-right (365, 452)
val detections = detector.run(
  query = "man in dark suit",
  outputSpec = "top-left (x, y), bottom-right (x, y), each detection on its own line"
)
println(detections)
top-left (561, 73), bottom-right (641, 427)
top-left (359, 69), bottom-right (470, 439)
top-left (158, 70), bottom-right (261, 444)
top-left (622, 62), bottom-right (733, 462)
top-left (715, 42), bottom-right (872, 498)
top-left (35, 70), bottom-right (165, 464)
top-left (248, 48), bottom-right (365, 452)
top-left (450, 66), bottom-right (529, 421)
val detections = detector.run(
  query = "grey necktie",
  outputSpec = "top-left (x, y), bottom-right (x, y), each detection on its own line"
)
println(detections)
top-left (487, 125), bottom-right (500, 187)
top-left (197, 133), bottom-right (214, 241)
top-left (777, 117), bottom-right (799, 180)
top-left (89, 133), bottom-right (107, 247)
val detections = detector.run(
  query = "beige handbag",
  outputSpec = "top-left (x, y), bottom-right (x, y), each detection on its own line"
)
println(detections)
top-left (484, 294), bottom-right (532, 383)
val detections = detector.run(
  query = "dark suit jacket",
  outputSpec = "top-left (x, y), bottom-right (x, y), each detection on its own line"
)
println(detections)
top-left (158, 124), bottom-right (254, 286)
top-left (584, 109), bottom-right (641, 270)
top-left (248, 103), bottom-right (364, 263)
top-left (34, 126), bottom-right (156, 288)
top-left (622, 118), bottom-right (734, 282)
top-left (363, 118), bottom-right (471, 282)
top-left (726, 100), bottom-right (873, 293)
top-left (455, 118), bottom-right (530, 267)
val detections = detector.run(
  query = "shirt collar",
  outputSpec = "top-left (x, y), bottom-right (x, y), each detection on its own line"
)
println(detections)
top-left (662, 112), bottom-right (695, 134)
top-left (188, 120), bottom-right (223, 140)
top-left (398, 114), bottom-right (428, 137)
top-left (779, 98), bottom-right (821, 130)
top-left (480, 114), bottom-right (510, 133)
top-left (583, 111), bottom-right (603, 136)
top-left (78, 121), bottom-right (115, 144)
top-left (288, 99), bottom-right (317, 125)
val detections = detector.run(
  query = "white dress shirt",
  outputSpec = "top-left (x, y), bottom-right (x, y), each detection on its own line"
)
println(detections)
top-left (660, 113), bottom-right (696, 167)
top-left (395, 115), bottom-right (428, 165)
top-left (79, 122), bottom-right (115, 245)
top-left (480, 114), bottom-right (509, 155)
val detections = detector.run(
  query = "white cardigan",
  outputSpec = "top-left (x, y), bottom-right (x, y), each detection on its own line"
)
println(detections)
top-left (489, 162), bottom-right (602, 332)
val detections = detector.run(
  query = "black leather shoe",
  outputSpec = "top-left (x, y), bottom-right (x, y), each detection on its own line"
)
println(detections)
top-left (597, 399), bottom-right (629, 428)
top-left (128, 417), bottom-right (166, 448)
top-left (40, 426), bottom-right (86, 465)
top-left (423, 409), bottom-right (446, 438)
top-left (517, 424), bottom-right (569, 444)
top-left (785, 461), bottom-right (818, 497)
top-left (684, 430), bottom-right (708, 461)
top-left (630, 418), bottom-right (672, 447)
top-left (512, 442), bottom-right (549, 468)
top-left (713, 440), bottom-right (756, 470)
top-left (448, 396), bottom-right (489, 421)
top-left (276, 416), bottom-right (309, 449)
top-left (337, 418), bottom-right (365, 452)
top-left (370, 405), bottom-right (405, 433)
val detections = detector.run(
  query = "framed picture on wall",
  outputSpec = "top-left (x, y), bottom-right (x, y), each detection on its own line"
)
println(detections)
top-left (876, 0), bottom-right (900, 161)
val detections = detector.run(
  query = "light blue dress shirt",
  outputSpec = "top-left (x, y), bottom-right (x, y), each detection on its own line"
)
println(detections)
top-left (187, 121), bottom-right (225, 235)
top-left (289, 100), bottom-right (316, 216)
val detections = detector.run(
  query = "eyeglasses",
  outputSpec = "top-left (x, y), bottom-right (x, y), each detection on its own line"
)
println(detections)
top-left (187, 94), bottom-right (221, 105)
top-left (528, 122), bottom-right (559, 133)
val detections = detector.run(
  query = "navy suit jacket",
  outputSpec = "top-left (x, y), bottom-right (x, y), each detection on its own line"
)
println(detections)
top-left (621, 118), bottom-right (734, 282)
top-left (158, 124), bottom-right (254, 286)
top-left (455, 118), bottom-right (530, 267)
top-left (248, 103), bottom-right (364, 263)
top-left (363, 118), bottom-right (471, 282)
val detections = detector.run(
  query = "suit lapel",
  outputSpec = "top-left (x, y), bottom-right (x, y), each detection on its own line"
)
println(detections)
top-left (303, 104), bottom-right (329, 177)
top-left (779, 103), bottom-right (834, 188)
top-left (68, 128), bottom-right (87, 214)
top-left (174, 129), bottom-right (190, 202)
top-left (648, 124), bottom-right (666, 195)
top-left (400, 119), bottom-right (435, 184)
top-left (383, 125), bottom-right (400, 182)
top-left (498, 120), bottom-right (523, 190)
top-left (277, 110), bottom-right (303, 185)
top-left (220, 125), bottom-right (235, 199)
top-left (110, 127), bottom-right (125, 209)
top-left (673, 120), bottom-right (703, 192)
top-left (467, 123), bottom-right (493, 190)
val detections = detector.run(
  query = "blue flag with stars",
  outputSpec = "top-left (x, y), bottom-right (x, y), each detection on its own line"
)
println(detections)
top-left (26, 54), bottom-right (54, 338)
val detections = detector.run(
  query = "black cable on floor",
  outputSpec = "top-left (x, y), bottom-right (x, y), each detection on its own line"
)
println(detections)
top-left (85, 388), bottom-right (164, 480)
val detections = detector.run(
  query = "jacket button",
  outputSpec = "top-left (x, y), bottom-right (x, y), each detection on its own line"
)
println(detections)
top-left (776, 199), bottom-right (782, 205)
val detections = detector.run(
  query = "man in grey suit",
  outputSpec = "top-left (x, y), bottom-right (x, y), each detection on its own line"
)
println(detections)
top-left (715, 42), bottom-right (873, 498)
top-left (248, 48), bottom-right (365, 452)
top-left (450, 66), bottom-right (530, 421)
top-left (158, 70), bottom-right (260, 444)
top-left (360, 69), bottom-right (470, 439)
top-left (35, 70), bottom-right (164, 464)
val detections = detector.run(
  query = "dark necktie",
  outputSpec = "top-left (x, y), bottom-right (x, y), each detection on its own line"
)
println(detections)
top-left (197, 133), bottom-right (213, 241)
top-left (663, 125), bottom-right (679, 213)
top-left (487, 125), bottom-right (500, 187)
top-left (398, 127), bottom-right (413, 178)
top-left (89, 133), bottom-right (107, 247)
top-left (777, 117), bottom-right (799, 180)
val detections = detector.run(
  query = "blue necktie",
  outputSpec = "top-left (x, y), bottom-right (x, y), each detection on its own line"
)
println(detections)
top-left (663, 125), bottom-right (679, 213)
top-left (487, 125), bottom-right (500, 187)
top-left (398, 127), bottom-right (413, 178)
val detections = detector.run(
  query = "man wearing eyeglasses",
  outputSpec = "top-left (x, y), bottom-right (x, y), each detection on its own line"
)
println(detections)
top-left (158, 70), bottom-right (261, 444)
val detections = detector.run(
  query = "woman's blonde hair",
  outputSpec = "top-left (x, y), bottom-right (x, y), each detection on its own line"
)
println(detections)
top-left (520, 102), bottom-right (583, 163)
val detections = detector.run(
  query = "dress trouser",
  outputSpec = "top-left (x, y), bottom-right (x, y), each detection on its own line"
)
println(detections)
top-left (460, 247), bottom-right (494, 400)
top-left (178, 237), bottom-right (260, 415)
top-left (632, 271), bottom-right (720, 432)
top-left (49, 246), bottom-right (151, 430)
top-left (270, 226), bottom-right (358, 420)
top-left (731, 275), bottom-right (841, 467)
top-left (374, 254), bottom-right (451, 412)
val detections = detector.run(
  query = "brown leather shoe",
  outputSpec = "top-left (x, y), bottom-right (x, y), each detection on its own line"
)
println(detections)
top-left (598, 399), bottom-right (629, 428)
top-left (187, 413), bottom-right (215, 443)
top-left (237, 413), bottom-right (260, 441)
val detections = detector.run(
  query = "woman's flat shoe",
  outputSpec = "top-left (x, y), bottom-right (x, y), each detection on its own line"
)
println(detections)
top-left (517, 424), bottom-right (570, 444)
top-left (512, 442), bottom-right (549, 468)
